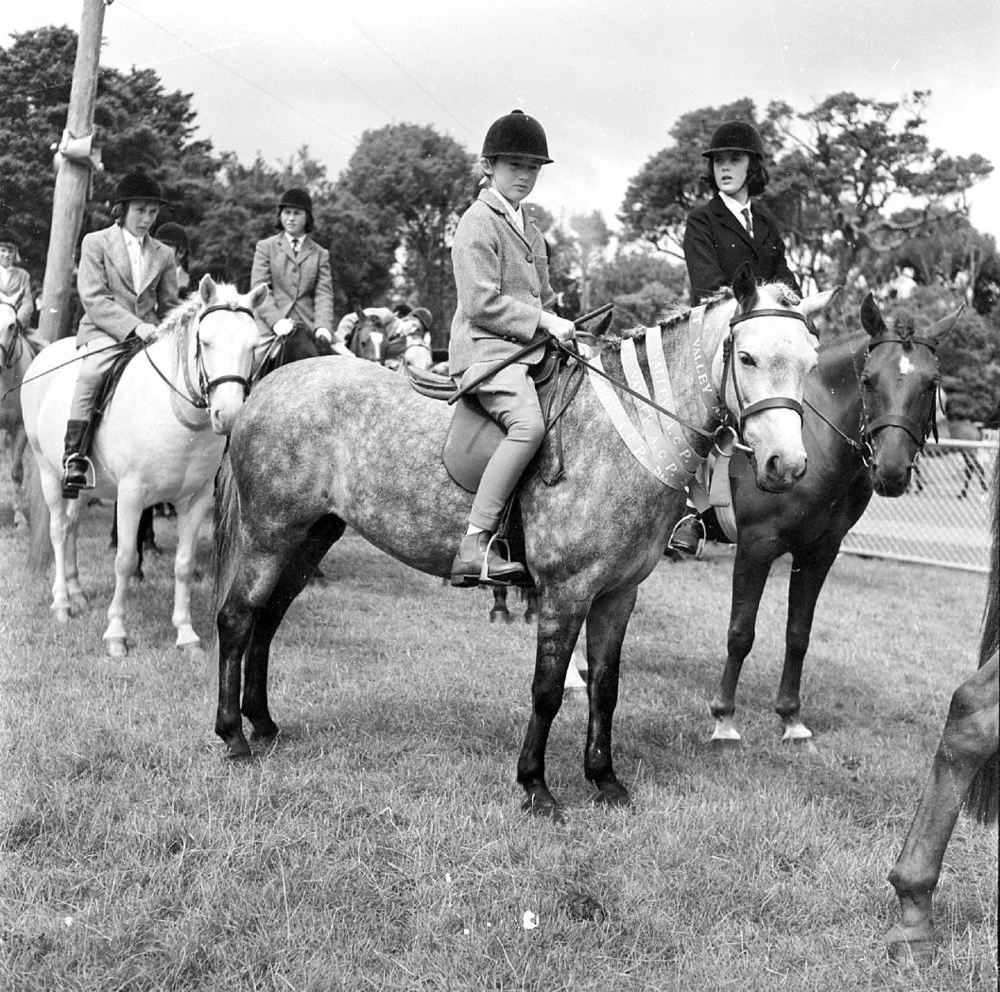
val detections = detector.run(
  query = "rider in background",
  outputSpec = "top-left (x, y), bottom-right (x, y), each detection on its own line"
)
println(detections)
top-left (0, 228), bottom-right (35, 329)
top-left (251, 187), bottom-right (336, 355)
top-left (62, 173), bottom-right (180, 499)
top-left (448, 109), bottom-right (576, 587)
top-left (154, 221), bottom-right (191, 295)
top-left (671, 120), bottom-right (802, 554)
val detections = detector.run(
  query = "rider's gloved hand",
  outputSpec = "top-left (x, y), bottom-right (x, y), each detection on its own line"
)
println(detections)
top-left (273, 317), bottom-right (295, 338)
top-left (135, 322), bottom-right (157, 341)
top-left (314, 327), bottom-right (332, 345)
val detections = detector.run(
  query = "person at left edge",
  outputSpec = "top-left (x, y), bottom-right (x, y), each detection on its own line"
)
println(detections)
top-left (251, 187), bottom-right (336, 354)
top-left (0, 228), bottom-right (35, 328)
top-left (62, 172), bottom-right (180, 498)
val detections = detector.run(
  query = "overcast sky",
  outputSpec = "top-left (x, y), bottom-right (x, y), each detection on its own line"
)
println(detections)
top-left (8, 0), bottom-right (1000, 242)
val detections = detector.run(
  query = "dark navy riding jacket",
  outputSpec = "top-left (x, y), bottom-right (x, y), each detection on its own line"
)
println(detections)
top-left (683, 195), bottom-right (801, 305)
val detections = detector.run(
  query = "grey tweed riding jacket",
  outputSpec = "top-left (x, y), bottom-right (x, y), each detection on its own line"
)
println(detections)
top-left (448, 188), bottom-right (557, 376)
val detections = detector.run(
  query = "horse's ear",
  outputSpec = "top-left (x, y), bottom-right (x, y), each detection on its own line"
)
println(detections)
top-left (859, 292), bottom-right (886, 339)
top-left (732, 262), bottom-right (757, 312)
top-left (247, 282), bottom-right (269, 310)
top-left (799, 285), bottom-right (841, 322)
top-left (198, 274), bottom-right (217, 303)
top-left (924, 304), bottom-right (964, 348)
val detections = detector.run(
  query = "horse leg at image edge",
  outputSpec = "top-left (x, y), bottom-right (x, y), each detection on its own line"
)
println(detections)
top-left (886, 656), bottom-right (999, 965)
top-left (710, 552), bottom-right (773, 744)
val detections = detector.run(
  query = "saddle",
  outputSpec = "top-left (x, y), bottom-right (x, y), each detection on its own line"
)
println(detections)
top-left (407, 349), bottom-right (585, 493)
top-left (81, 337), bottom-right (146, 453)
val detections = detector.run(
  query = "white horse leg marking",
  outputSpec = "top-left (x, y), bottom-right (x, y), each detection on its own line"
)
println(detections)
top-left (171, 484), bottom-right (213, 655)
top-left (711, 715), bottom-right (742, 743)
top-left (103, 496), bottom-right (143, 657)
top-left (781, 717), bottom-right (814, 742)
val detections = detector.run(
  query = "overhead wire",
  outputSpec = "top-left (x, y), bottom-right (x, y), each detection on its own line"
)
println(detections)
top-left (114, 1), bottom-right (357, 150)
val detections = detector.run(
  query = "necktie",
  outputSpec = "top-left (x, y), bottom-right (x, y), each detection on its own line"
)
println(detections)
top-left (291, 238), bottom-right (300, 255)
top-left (741, 207), bottom-right (754, 240)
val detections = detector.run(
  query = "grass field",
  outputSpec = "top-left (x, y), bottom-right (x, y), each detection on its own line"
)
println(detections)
top-left (0, 502), bottom-right (996, 991)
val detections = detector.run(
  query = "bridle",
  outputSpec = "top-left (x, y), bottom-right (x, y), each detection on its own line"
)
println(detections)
top-left (723, 308), bottom-right (811, 442)
top-left (860, 335), bottom-right (940, 449)
top-left (803, 333), bottom-right (940, 467)
top-left (145, 301), bottom-right (258, 409)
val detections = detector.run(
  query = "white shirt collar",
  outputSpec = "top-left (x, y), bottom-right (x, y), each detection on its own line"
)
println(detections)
top-left (718, 190), bottom-right (752, 223)
top-left (121, 226), bottom-right (145, 250)
top-left (286, 232), bottom-right (304, 248)
top-left (485, 186), bottom-right (524, 232)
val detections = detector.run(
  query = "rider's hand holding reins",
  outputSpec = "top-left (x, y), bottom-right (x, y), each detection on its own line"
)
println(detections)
top-left (135, 322), bottom-right (157, 342)
top-left (273, 317), bottom-right (295, 338)
top-left (539, 311), bottom-right (576, 343)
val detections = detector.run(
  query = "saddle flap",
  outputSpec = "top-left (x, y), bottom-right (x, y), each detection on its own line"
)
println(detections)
top-left (443, 396), bottom-right (505, 493)
top-left (407, 364), bottom-right (456, 401)
top-left (441, 358), bottom-right (569, 494)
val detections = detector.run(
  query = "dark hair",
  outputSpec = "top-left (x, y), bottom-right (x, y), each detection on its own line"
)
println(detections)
top-left (703, 154), bottom-right (769, 198)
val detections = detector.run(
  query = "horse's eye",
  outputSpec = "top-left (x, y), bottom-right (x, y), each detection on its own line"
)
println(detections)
top-left (738, 353), bottom-right (756, 368)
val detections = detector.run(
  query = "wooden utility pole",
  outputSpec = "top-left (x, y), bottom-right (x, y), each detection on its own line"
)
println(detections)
top-left (37, 0), bottom-right (107, 344)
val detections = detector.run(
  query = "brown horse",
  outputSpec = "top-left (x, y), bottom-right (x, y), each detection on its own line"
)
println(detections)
top-left (886, 435), bottom-right (999, 965)
top-left (709, 294), bottom-right (963, 743)
top-left (212, 268), bottom-right (839, 817)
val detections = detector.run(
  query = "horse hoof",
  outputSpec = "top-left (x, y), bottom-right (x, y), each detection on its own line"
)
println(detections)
top-left (489, 609), bottom-right (512, 624)
top-left (885, 929), bottom-right (936, 967)
top-left (105, 638), bottom-right (128, 659)
top-left (178, 642), bottom-right (205, 663)
top-left (594, 781), bottom-right (630, 807)
top-left (225, 738), bottom-right (253, 760)
top-left (53, 607), bottom-right (71, 624)
top-left (781, 721), bottom-right (814, 743)
top-left (521, 791), bottom-right (566, 823)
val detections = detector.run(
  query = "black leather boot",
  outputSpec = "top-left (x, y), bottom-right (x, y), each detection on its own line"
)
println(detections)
top-left (450, 531), bottom-right (526, 587)
top-left (668, 513), bottom-right (705, 556)
top-left (62, 418), bottom-right (94, 499)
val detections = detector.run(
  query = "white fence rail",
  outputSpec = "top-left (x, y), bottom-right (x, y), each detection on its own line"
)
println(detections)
top-left (840, 435), bottom-right (996, 573)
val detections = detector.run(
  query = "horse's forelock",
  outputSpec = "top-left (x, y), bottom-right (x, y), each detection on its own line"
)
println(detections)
top-left (890, 311), bottom-right (917, 343)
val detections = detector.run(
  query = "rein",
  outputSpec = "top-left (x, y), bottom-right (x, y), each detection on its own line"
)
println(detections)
top-left (582, 305), bottom-right (811, 452)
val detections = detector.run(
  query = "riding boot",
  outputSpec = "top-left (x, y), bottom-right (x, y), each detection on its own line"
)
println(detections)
top-left (62, 418), bottom-right (95, 499)
top-left (450, 531), bottom-right (526, 588)
top-left (668, 512), bottom-right (705, 556)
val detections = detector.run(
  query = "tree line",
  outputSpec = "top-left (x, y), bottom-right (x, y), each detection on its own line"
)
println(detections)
top-left (1, 26), bottom-right (997, 418)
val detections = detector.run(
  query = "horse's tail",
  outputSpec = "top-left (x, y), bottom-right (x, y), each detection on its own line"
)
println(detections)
top-left (962, 436), bottom-right (1000, 826)
top-left (212, 447), bottom-right (242, 618)
top-left (24, 448), bottom-right (53, 574)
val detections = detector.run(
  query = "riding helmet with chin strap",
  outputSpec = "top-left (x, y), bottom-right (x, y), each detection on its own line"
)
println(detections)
top-left (702, 120), bottom-right (765, 159)
top-left (481, 109), bottom-right (553, 164)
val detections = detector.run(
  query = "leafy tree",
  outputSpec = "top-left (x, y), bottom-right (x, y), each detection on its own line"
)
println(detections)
top-left (335, 124), bottom-right (475, 350)
top-left (589, 248), bottom-right (688, 332)
top-left (0, 26), bottom-right (224, 334)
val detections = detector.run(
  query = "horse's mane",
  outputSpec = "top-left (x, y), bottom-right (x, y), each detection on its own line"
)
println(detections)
top-left (599, 282), bottom-right (801, 352)
top-left (155, 283), bottom-right (243, 339)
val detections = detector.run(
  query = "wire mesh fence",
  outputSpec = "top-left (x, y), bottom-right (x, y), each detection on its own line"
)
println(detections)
top-left (840, 433), bottom-right (997, 573)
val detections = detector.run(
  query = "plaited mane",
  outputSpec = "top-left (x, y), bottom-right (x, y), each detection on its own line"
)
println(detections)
top-left (155, 293), bottom-right (203, 338)
top-left (599, 282), bottom-right (802, 353)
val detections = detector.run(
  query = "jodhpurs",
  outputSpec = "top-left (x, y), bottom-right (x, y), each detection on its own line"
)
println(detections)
top-left (462, 362), bottom-right (545, 532)
top-left (68, 332), bottom-right (121, 423)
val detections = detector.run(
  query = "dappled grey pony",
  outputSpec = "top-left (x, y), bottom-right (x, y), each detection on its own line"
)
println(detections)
top-left (213, 266), bottom-right (838, 817)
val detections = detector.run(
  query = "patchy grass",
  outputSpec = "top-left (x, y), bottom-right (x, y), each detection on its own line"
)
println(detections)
top-left (0, 503), bottom-right (995, 991)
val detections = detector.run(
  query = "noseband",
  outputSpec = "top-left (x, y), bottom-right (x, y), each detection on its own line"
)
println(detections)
top-left (724, 308), bottom-right (811, 440)
top-left (194, 302), bottom-right (257, 405)
top-left (861, 335), bottom-right (939, 451)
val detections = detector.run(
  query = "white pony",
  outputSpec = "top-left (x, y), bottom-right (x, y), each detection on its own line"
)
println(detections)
top-left (21, 275), bottom-right (268, 658)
